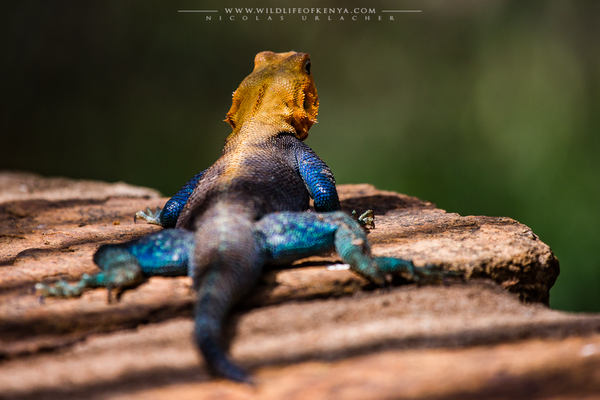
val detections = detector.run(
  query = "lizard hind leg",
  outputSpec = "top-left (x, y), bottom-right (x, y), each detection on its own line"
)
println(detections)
top-left (36, 229), bottom-right (193, 301)
top-left (35, 246), bottom-right (144, 301)
top-left (271, 211), bottom-right (455, 286)
top-left (92, 245), bottom-right (146, 302)
top-left (326, 212), bottom-right (461, 285)
top-left (254, 211), bottom-right (379, 279)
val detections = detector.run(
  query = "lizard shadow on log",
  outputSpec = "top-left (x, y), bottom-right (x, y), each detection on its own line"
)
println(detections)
top-left (6, 365), bottom-right (211, 400)
top-left (339, 194), bottom-right (434, 216)
top-left (12, 327), bottom-right (600, 400)
top-left (0, 198), bottom-right (110, 224)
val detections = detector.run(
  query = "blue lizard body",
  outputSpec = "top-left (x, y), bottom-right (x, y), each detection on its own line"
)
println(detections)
top-left (36, 51), bottom-right (456, 383)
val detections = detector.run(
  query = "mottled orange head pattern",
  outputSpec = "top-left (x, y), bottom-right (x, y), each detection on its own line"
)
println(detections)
top-left (225, 51), bottom-right (319, 141)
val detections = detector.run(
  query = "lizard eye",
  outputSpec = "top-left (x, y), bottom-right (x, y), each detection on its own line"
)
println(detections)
top-left (303, 60), bottom-right (311, 74)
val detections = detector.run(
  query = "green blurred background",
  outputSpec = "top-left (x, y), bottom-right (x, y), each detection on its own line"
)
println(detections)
top-left (2, 1), bottom-right (599, 311)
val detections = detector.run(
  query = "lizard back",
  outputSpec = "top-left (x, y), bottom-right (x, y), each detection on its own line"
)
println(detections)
top-left (175, 51), bottom-right (320, 230)
top-left (176, 134), bottom-right (314, 229)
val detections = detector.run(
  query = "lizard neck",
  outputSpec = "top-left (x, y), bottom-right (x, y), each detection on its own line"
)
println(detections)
top-left (224, 110), bottom-right (297, 150)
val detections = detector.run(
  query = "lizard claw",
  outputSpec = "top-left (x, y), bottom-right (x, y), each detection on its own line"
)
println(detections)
top-left (34, 280), bottom-right (85, 298)
top-left (106, 286), bottom-right (115, 304)
top-left (372, 258), bottom-right (463, 286)
top-left (106, 284), bottom-right (127, 304)
top-left (411, 263), bottom-right (463, 285)
top-left (352, 209), bottom-right (375, 230)
top-left (134, 207), bottom-right (162, 225)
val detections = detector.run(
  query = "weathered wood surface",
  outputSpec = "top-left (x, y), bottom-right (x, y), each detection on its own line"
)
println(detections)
top-left (1, 172), bottom-right (597, 400)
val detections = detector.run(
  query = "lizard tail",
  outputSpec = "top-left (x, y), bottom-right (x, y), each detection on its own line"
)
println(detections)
top-left (195, 281), bottom-right (252, 383)
top-left (192, 204), bottom-right (263, 383)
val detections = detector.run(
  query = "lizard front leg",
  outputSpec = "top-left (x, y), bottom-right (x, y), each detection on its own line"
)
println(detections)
top-left (294, 142), bottom-right (340, 212)
top-left (294, 143), bottom-right (374, 229)
top-left (135, 171), bottom-right (205, 227)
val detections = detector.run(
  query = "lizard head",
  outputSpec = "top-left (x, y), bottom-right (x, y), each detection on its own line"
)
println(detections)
top-left (225, 51), bottom-right (319, 141)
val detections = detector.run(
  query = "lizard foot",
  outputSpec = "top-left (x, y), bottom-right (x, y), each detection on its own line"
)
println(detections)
top-left (35, 279), bottom-right (86, 299)
top-left (35, 262), bottom-right (144, 303)
top-left (352, 209), bottom-right (375, 230)
top-left (134, 207), bottom-right (162, 225)
top-left (375, 257), bottom-right (463, 285)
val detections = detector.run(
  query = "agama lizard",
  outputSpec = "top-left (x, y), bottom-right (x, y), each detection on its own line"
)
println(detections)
top-left (36, 51), bottom-right (456, 383)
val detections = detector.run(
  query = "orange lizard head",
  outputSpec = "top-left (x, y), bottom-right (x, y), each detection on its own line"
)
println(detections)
top-left (225, 51), bottom-right (319, 141)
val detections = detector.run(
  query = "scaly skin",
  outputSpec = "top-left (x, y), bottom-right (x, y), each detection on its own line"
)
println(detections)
top-left (36, 51), bottom-right (460, 383)
top-left (176, 52), bottom-right (337, 382)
